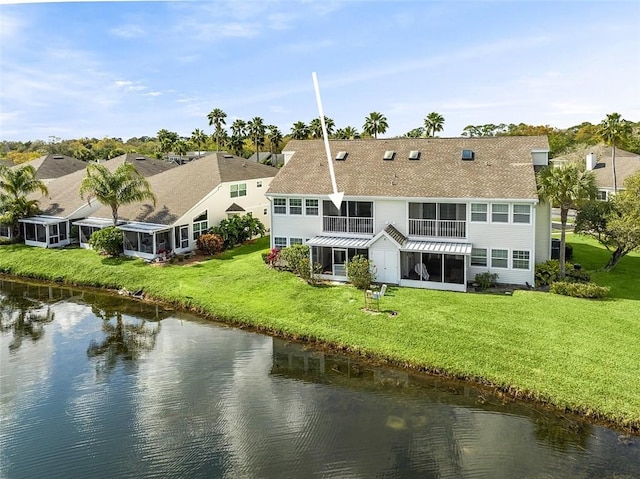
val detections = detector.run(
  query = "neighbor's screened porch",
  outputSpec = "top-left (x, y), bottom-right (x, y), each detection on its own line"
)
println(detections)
top-left (119, 222), bottom-right (172, 259)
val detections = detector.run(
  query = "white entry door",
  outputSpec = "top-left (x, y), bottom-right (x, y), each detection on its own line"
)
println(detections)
top-left (370, 250), bottom-right (398, 284)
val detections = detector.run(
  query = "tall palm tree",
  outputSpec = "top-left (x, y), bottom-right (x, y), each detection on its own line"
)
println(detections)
top-left (0, 164), bottom-right (48, 239)
top-left (230, 119), bottom-right (246, 138)
top-left (424, 112), bottom-right (445, 137)
top-left (157, 129), bottom-right (178, 160)
top-left (227, 135), bottom-right (246, 157)
top-left (247, 117), bottom-right (266, 156)
top-left (537, 163), bottom-right (597, 278)
top-left (309, 116), bottom-right (335, 139)
top-left (267, 125), bottom-right (283, 154)
top-left (174, 139), bottom-right (188, 157)
top-left (79, 162), bottom-right (156, 225)
top-left (190, 128), bottom-right (207, 157)
top-left (207, 108), bottom-right (227, 152)
top-left (598, 112), bottom-right (631, 194)
top-left (363, 112), bottom-right (388, 139)
top-left (290, 121), bottom-right (309, 140)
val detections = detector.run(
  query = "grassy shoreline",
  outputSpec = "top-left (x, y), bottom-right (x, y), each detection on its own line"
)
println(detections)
top-left (1, 236), bottom-right (639, 433)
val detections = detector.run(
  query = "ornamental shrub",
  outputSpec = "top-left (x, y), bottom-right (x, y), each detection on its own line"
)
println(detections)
top-left (88, 226), bottom-right (123, 257)
top-left (550, 281), bottom-right (609, 299)
top-left (279, 244), bottom-right (309, 274)
top-left (264, 248), bottom-right (281, 267)
top-left (196, 233), bottom-right (224, 255)
top-left (475, 272), bottom-right (498, 290)
top-left (535, 259), bottom-right (590, 287)
top-left (346, 255), bottom-right (376, 290)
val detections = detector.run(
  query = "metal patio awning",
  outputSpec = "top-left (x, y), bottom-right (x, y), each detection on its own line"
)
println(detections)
top-left (117, 222), bottom-right (172, 234)
top-left (306, 236), bottom-right (370, 249)
top-left (402, 240), bottom-right (472, 255)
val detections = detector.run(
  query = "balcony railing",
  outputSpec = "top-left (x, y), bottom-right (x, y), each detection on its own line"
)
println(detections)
top-left (409, 219), bottom-right (466, 238)
top-left (323, 216), bottom-right (373, 234)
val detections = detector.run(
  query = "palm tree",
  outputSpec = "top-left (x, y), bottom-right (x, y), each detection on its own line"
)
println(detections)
top-left (309, 116), bottom-right (335, 139)
top-left (230, 119), bottom-right (247, 138)
top-left (537, 163), bottom-right (597, 278)
top-left (363, 112), bottom-right (388, 139)
top-left (156, 129), bottom-right (178, 160)
top-left (405, 127), bottom-right (425, 138)
top-left (190, 128), bottom-right (207, 157)
top-left (247, 117), bottom-right (266, 156)
top-left (333, 126), bottom-right (360, 140)
top-left (207, 108), bottom-right (227, 152)
top-left (0, 164), bottom-right (48, 239)
top-left (227, 135), bottom-right (246, 157)
top-left (174, 139), bottom-right (188, 157)
top-left (267, 125), bottom-right (283, 154)
top-left (424, 112), bottom-right (445, 137)
top-left (79, 162), bottom-right (156, 226)
top-left (598, 113), bottom-right (631, 194)
top-left (290, 121), bottom-right (309, 140)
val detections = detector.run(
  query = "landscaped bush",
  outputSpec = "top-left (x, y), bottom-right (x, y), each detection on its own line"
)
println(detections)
top-left (210, 214), bottom-right (265, 249)
top-left (475, 272), bottom-right (498, 290)
top-left (196, 233), bottom-right (224, 255)
top-left (279, 244), bottom-right (321, 283)
top-left (550, 281), bottom-right (609, 299)
top-left (566, 267), bottom-right (590, 283)
top-left (263, 248), bottom-right (280, 267)
top-left (88, 226), bottom-right (123, 257)
top-left (536, 259), bottom-right (590, 287)
top-left (346, 255), bottom-right (376, 290)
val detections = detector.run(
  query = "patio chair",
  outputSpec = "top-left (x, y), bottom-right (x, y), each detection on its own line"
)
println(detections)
top-left (371, 284), bottom-right (387, 311)
top-left (415, 263), bottom-right (429, 281)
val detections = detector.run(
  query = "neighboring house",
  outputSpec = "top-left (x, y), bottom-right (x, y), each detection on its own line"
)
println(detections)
top-left (87, 152), bottom-right (278, 260)
top-left (248, 152), bottom-right (285, 167)
top-left (168, 151), bottom-right (212, 165)
top-left (551, 145), bottom-right (640, 200)
top-left (19, 154), bottom-right (174, 248)
top-left (266, 137), bottom-right (551, 292)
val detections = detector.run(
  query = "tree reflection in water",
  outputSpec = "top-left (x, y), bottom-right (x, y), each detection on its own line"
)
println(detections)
top-left (87, 299), bottom-right (160, 375)
top-left (0, 288), bottom-right (55, 351)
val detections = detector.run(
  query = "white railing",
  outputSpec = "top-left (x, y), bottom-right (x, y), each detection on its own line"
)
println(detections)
top-left (323, 216), bottom-right (373, 234)
top-left (409, 219), bottom-right (466, 238)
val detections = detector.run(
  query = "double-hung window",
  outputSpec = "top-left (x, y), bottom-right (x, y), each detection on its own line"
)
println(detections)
top-left (305, 199), bottom-right (319, 216)
top-left (274, 198), bottom-right (287, 215)
top-left (193, 211), bottom-right (208, 240)
top-left (470, 248), bottom-right (487, 266)
top-left (274, 237), bottom-right (287, 249)
top-left (512, 250), bottom-right (530, 269)
top-left (471, 203), bottom-right (488, 222)
top-left (491, 249), bottom-right (508, 268)
top-left (513, 204), bottom-right (531, 224)
top-left (289, 198), bottom-right (303, 215)
top-left (491, 204), bottom-right (509, 223)
top-left (289, 237), bottom-right (303, 245)
top-left (230, 183), bottom-right (247, 198)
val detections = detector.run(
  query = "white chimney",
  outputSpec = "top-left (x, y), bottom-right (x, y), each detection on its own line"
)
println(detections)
top-left (586, 152), bottom-right (597, 171)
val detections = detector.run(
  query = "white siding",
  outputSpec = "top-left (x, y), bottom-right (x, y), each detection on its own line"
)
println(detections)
top-left (374, 200), bottom-right (406, 235)
top-left (535, 200), bottom-right (551, 263)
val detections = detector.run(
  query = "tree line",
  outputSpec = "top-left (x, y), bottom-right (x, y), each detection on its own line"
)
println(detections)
top-left (2, 110), bottom-right (639, 165)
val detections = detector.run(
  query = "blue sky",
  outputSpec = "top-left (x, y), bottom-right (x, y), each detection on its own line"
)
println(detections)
top-left (1, 0), bottom-right (638, 142)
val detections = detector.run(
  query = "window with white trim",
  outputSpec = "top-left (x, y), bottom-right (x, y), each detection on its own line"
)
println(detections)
top-left (491, 204), bottom-right (509, 223)
top-left (274, 237), bottom-right (287, 249)
top-left (193, 211), bottom-right (208, 240)
top-left (597, 190), bottom-right (608, 201)
top-left (305, 199), bottom-right (319, 216)
top-left (274, 198), bottom-right (287, 215)
top-left (263, 208), bottom-right (267, 215)
top-left (257, 180), bottom-right (262, 188)
top-left (470, 203), bottom-right (488, 222)
top-left (230, 183), bottom-right (247, 198)
top-left (289, 237), bottom-right (303, 245)
top-left (513, 204), bottom-right (531, 224)
top-left (512, 250), bottom-right (530, 269)
top-left (491, 249), bottom-right (508, 268)
top-left (289, 198), bottom-right (303, 215)
top-left (470, 248), bottom-right (487, 267)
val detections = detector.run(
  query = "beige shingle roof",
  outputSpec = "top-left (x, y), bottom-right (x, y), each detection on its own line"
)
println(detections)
top-left (33, 154), bottom-right (175, 217)
top-left (92, 152), bottom-right (278, 225)
top-left (552, 144), bottom-right (640, 189)
top-left (14, 154), bottom-right (86, 180)
top-left (267, 137), bottom-right (549, 200)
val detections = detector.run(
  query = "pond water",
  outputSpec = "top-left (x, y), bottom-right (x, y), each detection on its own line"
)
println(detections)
top-left (1, 278), bottom-right (638, 478)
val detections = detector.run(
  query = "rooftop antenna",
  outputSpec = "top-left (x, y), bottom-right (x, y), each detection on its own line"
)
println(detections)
top-left (312, 72), bottom-right (344, 209)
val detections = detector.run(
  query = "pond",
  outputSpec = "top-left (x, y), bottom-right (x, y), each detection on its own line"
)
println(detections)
top-left (1, 278), bottom-right (638, 478)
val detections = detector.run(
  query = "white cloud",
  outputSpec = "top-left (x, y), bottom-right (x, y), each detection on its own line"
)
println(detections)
top-left (109, 23), bottom-right (146, 38)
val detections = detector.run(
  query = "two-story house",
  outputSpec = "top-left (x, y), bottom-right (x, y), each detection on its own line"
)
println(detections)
top-left (266, 137), bottom-right (551, 292)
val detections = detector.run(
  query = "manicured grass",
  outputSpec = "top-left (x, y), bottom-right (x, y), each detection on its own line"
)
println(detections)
top-left (1, 237), bottom-right (639, 431)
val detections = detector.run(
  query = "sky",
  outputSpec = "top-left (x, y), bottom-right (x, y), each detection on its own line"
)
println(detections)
top-left (0, 0), bottom-right (639, 142)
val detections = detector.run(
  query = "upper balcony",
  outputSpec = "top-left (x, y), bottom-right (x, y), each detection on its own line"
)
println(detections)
top-left (409, 202), bottom-right (467, 239)
top-left (323, 200), bottom-right (374, 235)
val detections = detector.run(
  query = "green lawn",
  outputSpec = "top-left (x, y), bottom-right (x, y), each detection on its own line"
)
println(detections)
top-left (1, 236), bottom-right (639, 432)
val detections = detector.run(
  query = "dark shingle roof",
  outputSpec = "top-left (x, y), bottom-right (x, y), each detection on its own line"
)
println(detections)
top-left (93, 152), bottom-right (278, 225)
top-left (267, 137), bottom-right (549, 200)
top-left (225, 202), bottom-right (246, 212)
top-left (552, 144), bottom-right (640, 189)
top-left (15, 154), bottom-right (86, 180)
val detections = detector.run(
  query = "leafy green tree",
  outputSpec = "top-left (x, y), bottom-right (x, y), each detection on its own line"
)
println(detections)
top-left (537, 163), bottom-right (597, 278)
top-left (423, 112), bottom-right (445, 137)
top-left (88, 226), bottom-right (123, 257)
top-left (598, 113), bottom-right (632, 193)
top-left (363, 112), bottom-right (388, 139)
top-left (575, 172), bottom-right (640, 270)
top-left (267, 125), bottom-right (283, 154)
top-left (207, 108), bottom-right (227, 152)
top-left (79, 162), bottom-right (156, 225)
top-left (247, 117), bottom-right (266, 155)
top-left (156, 129), bottom-right (178, 160)
top-left (190, 128), bottom-right (207, 157)
top-left (174, 139), bottom-right (188, 157)
top-left (346, 255), bottom-right (375, 289)
top-left (290, 121), bottom-right (309, 140)
top-left (0, 164), bottom-right (48, 239)
top-left (210, 213), bottom-right (265, 248)
top-left (405, 127), bottom-right (425, 138)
